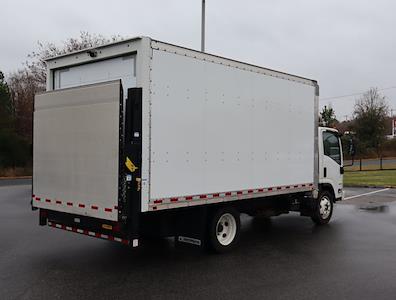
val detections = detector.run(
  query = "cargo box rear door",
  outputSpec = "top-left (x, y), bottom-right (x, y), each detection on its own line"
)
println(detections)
top-left (32, 80), bottom-right (123, 221)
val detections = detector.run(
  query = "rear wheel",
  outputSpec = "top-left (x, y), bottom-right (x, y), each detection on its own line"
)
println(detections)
top-left (208, 207), bottom-right (240, 253)
top-left (311, 190), bottom-right (334, 225)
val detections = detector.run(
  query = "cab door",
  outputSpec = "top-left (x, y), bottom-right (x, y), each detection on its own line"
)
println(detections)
top-left (319, 129), bottom-right (344, 200)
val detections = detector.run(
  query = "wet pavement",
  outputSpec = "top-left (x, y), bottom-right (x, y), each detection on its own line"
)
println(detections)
top-left (1, 182), bottom-right (396, 299)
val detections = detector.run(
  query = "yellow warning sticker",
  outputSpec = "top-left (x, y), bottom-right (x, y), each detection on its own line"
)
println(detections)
top-left (102, 224), bottom-right (113, 230)
top-left (125, 157), bottom-right (138, 173)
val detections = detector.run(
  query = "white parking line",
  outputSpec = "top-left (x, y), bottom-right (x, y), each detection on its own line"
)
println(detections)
top-left (344, 188), bottom-right (390, 200)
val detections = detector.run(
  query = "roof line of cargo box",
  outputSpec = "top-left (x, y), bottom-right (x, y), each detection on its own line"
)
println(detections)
top-left (45, 36), bottom-right (316, 86)
top-left (44, 36), bottom-right (144, 62)
top-left (151, 39), bottom-right (316, 86)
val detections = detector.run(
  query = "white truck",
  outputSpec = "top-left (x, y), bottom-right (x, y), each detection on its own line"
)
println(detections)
top-left (32, 37), bottom-right (344, 252)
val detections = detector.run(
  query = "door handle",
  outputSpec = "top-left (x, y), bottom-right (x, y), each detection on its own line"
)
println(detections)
top-left (340, 166), bottom-right (344, 174)
top-left (324, 167), bottom-right (327, 178)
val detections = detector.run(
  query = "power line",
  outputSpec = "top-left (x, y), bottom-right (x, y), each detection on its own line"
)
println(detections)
top-left (321, 86), bottom-right (396, 101)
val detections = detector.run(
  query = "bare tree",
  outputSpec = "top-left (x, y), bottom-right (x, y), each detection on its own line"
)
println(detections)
top-left (353, 87), bottom-right (389, 156)
top-left (25, 31), bottom-right (124, 87)
top-left (7, 31), bottom-right (125, 143)
top-left (7, 70), bottom-right (42, 141)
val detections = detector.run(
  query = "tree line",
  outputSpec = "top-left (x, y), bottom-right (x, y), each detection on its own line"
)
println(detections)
top-left (320, 88), bottom-right (395, 158)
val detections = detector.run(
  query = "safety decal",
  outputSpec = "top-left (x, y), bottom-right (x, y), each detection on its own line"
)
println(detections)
top-left (125, 157), bottom-right (138, 173)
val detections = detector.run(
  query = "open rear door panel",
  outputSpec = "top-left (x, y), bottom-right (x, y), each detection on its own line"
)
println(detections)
top-left (32, 80), bottom-right (123, 221)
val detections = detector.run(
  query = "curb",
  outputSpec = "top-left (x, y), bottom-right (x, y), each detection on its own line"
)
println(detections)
top-left (344, 184), bottom-right (395, 189)
top-left (0, 176), bottom-right (32, 180)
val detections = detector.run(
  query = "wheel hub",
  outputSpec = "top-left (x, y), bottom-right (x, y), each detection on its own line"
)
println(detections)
top-left (216, 213), bottom-right (237, 246)
top-left (319, 196), bottom-right (332, 219)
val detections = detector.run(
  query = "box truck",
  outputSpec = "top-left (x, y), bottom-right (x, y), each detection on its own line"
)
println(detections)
top-left (32, 37), bottom-right (344, 252)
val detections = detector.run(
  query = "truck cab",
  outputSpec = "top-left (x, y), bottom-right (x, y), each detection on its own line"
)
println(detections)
top-left (310, 127), bottom-right (343, 225)
top-left (319, 127), bottom-right (344, 201)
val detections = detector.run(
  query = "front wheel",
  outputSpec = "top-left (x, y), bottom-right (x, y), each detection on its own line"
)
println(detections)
top-left (208, 207), bottom-right (240, 253)
top-left (311, 190), bottom-right (334, 225)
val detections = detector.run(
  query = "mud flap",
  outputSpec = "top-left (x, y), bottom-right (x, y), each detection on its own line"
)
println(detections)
top-left (174, 207), bottom-right (208, 249)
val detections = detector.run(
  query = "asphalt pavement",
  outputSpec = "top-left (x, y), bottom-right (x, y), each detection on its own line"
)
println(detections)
top-left (1, 181), bottom-right (396, 299)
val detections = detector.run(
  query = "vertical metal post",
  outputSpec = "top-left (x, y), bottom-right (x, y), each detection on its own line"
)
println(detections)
top-left (201, 0), bottom-right (206, 52)
top-left (380, 157), bottom-right (383, 170)
top-left (359, 158), bottom-right (362, 171)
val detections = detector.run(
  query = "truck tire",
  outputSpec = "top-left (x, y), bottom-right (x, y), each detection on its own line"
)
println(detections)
top-left (311, 190), bottom-right (334, 225)
top-left (208, 207), bottom-right (240, 253)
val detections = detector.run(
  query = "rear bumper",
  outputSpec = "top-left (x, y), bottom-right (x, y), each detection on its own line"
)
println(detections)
top-left (39, 209), bottom-right (139, 247)
top-left (48, 221), bottom-right (131, 245)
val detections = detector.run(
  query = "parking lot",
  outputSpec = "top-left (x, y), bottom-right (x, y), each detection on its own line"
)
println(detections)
top-left (1, 180), bottom-right (396, 299)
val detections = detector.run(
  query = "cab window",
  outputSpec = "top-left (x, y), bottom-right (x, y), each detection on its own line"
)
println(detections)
top-left (323, 131), bottom-right (341, 165)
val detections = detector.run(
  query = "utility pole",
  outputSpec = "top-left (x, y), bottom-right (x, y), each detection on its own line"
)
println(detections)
top-left (201, 0), bottom-right (206, 52)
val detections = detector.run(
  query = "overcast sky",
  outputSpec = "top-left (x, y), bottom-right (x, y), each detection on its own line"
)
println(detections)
top-left (1, 0), bottom-right (396, 119)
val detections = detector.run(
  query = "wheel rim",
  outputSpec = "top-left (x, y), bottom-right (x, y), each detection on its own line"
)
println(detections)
top-left (319, 196), bottom-right (332, 219)
top-left (216, 213), bottom-right (237, 246)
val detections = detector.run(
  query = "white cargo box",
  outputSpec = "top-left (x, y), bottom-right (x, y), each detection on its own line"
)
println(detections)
top-left (33, 37), bottom-right (318, 221)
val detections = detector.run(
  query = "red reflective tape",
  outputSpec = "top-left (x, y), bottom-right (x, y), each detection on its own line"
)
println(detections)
top-left (72, 227), bottom-right (77, 232)
top-left (67, 202), bottom-right (73, 206)
top-left (108, 236), bottom-right (114, 241)
top-left (83, 230), bottom-right (89, 235)
top-left (286, 186), bottom-right (290, 189)
top-left (277, 187), bottom-right (282, 190)
top-left (186, 196), bottom-right (193, 200)
top-left (309, 183), bottom-right (314, 187)
top-left (91, 205), bottom-right (98, 210)
top-left (45, 198), bottom-right (51, 203)
top-left (36, 197), bottom-right (41, 201)
top-left (225, 192), bottom-right (231, 196)
top-left (248, 190), bottom-right (253, 193)
top-left (114, 205), bottom-right (118, 209)
top-left (153, 206), bottom-right (157, 210)
top-left (154, 200), bottom-right (162, 204)
top-left (258, 188), bottom-right (264, 192)
top-left (199, 195), bottom-right (207, 199)
top-left (56, 200), bottom-right (62, 204)
top-left (170, 198), bottom-right (178, 202)
top-left (61, 225), bottom-right (66, 230)
top-left (237, 191), bottom-right (243, 195)
top-left (294, 185), bottom-right (299, 188)
top-left (105, 208), bottom-right (112, 212)
top-left (212, 193), bottom-right (220, 198)
top-left (78, 204), bottom-right (85, 208)
top-left (95, 232), bottom-right (101, 238)
top-left (32, 194), bottom-right (35, 198)
top-left (121, 239), bottom-right (129, 245)
top-left (268, 188), bottom-right (273, 191)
